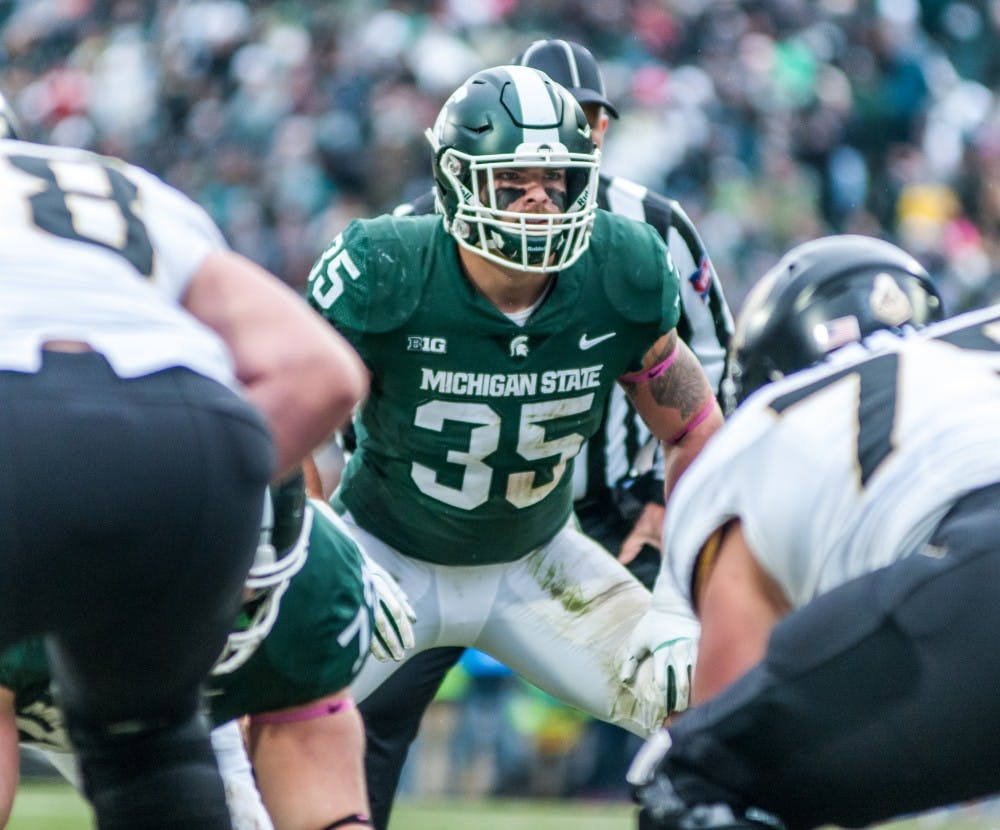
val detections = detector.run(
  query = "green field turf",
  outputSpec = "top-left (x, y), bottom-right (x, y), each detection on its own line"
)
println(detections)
top-left (9, 782), bottom-right (635, 829)
top-left (10, 780), bottom-right (999, 830)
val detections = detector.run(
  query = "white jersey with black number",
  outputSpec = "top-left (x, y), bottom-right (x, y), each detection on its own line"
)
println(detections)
top-left (0, 139), bottom-right (234, 385)
top-left (662, 335), bottom-right (1000, 608)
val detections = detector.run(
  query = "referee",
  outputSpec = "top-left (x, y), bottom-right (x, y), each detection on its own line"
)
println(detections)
top-left (361, 39), bottom-right (734, 828)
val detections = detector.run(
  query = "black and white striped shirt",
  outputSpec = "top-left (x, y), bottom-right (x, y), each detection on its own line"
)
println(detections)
top-left (394, 174), bottom-right (733, 517)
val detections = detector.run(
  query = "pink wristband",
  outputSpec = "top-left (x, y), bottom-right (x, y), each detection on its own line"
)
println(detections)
top-left (619, 343), bottom-right (679, 384)
top-left (250, 696), bottom-right (355, 725)
top-left (667, 399), bottom-right (715, 445)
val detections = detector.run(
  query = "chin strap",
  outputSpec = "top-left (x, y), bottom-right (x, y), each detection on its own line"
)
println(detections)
top-left (321, 814), bottom-right (372, 830)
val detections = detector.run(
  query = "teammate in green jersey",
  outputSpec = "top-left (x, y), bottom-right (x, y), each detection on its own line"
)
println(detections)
top-left (0, 472), bottom-right (415, 830)
top-left (306, 64), bottom-right (723, 760)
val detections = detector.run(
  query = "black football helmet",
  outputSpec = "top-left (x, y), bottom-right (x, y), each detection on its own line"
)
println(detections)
top-left (723, 235), bottom-right (944, 413)
top-left (426, 64), bottom-right (599, 272)
top-left (514, 39), bottom-right (619, 118)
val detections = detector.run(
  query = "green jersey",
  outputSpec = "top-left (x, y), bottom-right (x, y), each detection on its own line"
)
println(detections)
top-left (307, 211), bottom-right (681, 565)
top-left (2, 501), bottom-right (374, 737)
top-left (206, 500), bottom-right (374, 726)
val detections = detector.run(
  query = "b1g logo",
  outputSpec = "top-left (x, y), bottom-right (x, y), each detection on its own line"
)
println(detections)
top-left (407, 336), bottom-right (447, 354)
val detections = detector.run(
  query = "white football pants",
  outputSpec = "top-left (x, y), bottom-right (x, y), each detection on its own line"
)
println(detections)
top-left (345, 513), bottom-right (666, 736)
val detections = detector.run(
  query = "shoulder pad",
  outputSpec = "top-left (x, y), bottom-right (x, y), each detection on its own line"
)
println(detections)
top-left (594, 211), bottom-right (682, 328)
top-left (393, 189), bottom-right (436, 218)
top-left (309, 215), bottom-right (437, 333)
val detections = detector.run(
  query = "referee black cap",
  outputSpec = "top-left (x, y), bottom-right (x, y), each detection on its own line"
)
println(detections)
top-left (514, 39), bottom-right (619, 119)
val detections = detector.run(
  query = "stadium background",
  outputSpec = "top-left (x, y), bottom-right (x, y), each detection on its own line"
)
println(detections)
top-left (5, 0), bottom-right (1000, 818)
top-left (4, 0), bottom-right (1000, 315)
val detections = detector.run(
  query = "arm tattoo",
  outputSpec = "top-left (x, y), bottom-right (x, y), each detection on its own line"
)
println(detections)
top-left (619, 331), bottom-right (677, 400)
top-left (650, 345), bottom-right (709, 418)
top-left (621, 331), bottom-right (711, 419)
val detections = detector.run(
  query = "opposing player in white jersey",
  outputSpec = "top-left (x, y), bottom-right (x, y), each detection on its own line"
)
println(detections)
top-left (0, 115), bottom-right (366, 828)
top-left (627, 235), bottom-right (1000, 830)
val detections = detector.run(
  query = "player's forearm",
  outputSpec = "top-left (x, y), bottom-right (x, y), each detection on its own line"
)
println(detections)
top-left (243, 361), bottom-right (364, 479)
top-left (661, 402), bottom-right (723, 499)
top-left (691, 521), bottom-right (791, 703)
top-left (623, 332), bottom-right (723, 500)
top-left (248, 693), bottom-right (369, 830)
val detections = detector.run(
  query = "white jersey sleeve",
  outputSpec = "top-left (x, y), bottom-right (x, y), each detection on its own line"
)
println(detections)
top-left (923, 302), bottom-right (1000, 371)
top-left (0, 139), bottom-right (235, 384)
top-left (661, 335), bottom-right (1000, 609)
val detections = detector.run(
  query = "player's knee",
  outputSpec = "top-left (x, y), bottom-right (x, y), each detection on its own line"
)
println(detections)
top-left (73, 713), bottom-right (230, 829)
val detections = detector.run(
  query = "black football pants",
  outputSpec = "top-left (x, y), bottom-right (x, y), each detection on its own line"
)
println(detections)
top-left (659, 482), bottom-right (1000, 830)
top-left (0, 352), bottom-right (273, 829)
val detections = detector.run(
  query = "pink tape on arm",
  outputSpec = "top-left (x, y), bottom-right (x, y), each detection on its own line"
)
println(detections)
top-left (619, 342), bottom-right (679, 384)
top-left (667, 398), bottom-right (716, 445)
top-left (249, 696), bottom-right (355, 725)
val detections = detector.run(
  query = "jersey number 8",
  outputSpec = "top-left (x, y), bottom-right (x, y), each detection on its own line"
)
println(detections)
top-left (9, 155), bottom-right (154, 275)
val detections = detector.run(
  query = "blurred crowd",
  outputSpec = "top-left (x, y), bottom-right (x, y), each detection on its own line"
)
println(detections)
top-left (4, 0), bottom-right (1000, 312)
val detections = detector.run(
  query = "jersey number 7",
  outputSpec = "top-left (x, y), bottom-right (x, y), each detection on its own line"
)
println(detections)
top-left (768, 351), bottom-right (899, 488)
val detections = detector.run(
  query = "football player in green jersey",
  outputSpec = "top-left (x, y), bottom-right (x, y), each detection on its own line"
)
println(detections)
top-left (306, 64), bottom-right (723, 773)
top-left (0, 471), bottom-right (415, 830)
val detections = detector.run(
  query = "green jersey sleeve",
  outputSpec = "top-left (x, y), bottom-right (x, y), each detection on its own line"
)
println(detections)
top-left (307, 219), bottom-right (372, 352)
top-left (307, 215), bottom-right (436, 352)
top-left (205, 501), bottom-right (375, 725)
top-left (597, 212), bottom-right (682, 337)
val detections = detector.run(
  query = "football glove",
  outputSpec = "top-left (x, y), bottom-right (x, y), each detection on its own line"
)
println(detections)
top-left (619, 576), bottom-right (699, 715)
top-left (364, 555), bottom-right (416, 662)
top-left (619, 609), bottom-right (698, 715)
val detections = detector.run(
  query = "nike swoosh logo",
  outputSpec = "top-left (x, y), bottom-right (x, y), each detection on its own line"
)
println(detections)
top-left (579, 331), bottom-right (617, 350)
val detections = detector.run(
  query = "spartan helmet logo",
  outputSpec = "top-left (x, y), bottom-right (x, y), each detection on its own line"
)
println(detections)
top-left (869, 272), bottom-right (914, 327)
top-left (509, 335), bottom-right (529, 358)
